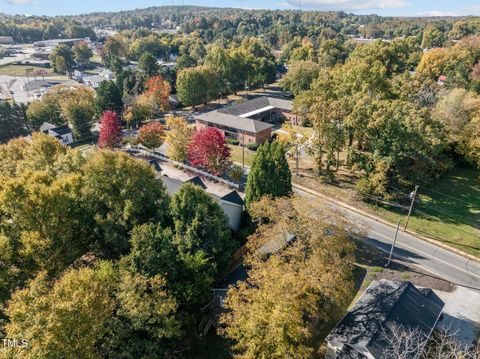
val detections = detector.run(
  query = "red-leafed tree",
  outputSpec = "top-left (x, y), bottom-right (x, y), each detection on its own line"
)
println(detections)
top-left (141, 75), bottom-right (171, 114)
top-left (187, 127), bottom-right (231, 175)
top-left (138, 121), bottom-right (165, 149)
top-left (98, 111), bottom-right (122, 149)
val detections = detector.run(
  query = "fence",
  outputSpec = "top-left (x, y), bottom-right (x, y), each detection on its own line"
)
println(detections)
top-left (125, 145), bottom-right (240, 189)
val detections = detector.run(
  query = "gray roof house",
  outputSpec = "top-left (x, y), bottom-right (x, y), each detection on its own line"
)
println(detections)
top-left (83, 75), bottom-right (106, 89)
top-left (40, 122), bottom-right (74, 145)
top-left (325, 279), bottom-right (444, 359)
top-left (160, 174), bottom-right (244, 231)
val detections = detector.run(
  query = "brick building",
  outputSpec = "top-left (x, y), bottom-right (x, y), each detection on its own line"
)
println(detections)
top-left (195, 96), bottom-right (297, 145)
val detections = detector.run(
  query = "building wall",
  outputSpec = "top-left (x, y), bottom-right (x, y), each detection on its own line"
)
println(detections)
top-left (0, 36), bottom-right (14, 44)
top-left (47, 130), bottom-right (73, 145)
top-left (195, 120), bottom-right (271, 144)
top-left (196, 120), bottom-right (208, 132)
top-left (254, 128), bottom-right (272, 144)
top-left (61, 133), bottom-right (74, 145)
top-left (219, 201), bottom-right (243, 231)
top-left (276, 109), bottom-right (301, 125)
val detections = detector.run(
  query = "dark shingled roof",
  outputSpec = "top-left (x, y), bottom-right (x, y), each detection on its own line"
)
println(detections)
top-left (51, 124), bottom-right (72, 135)
top-left (217, 263), bottom-right (249, 290)
top-left (326, 279), bottom-right (444, 359)
top-left (219, 97), bottom-right (272, 116)
top-left (186, 175), bottom-right (207, 189)
top-left (219, 190), bottom-right (244, 206)
top-left (214, 232), bottom-right (295, 292)
top-left (195, 96), bottom-right (292, 134)
top-left (219, 96), bottom-right (292, 116)
top-left (149, 159), bottom-right (162, 172)
top-left (338, 345), bottom-right (369, 358)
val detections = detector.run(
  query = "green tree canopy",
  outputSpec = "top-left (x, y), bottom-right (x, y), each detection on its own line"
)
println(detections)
top-left (169, 183), bottom-right (234, 267)
top-left (49, 44), bottom-right (75, 73)
top-left (96, 80), bottom-right (124, 115)
top-left (245, 140), bottom-right (292, 207)
top-left (81, 150), bottom-right (171, 257)
top-left (138, 51), bottom-right (160, 77)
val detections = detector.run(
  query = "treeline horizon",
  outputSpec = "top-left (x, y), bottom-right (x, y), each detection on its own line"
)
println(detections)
top-left (2, 5), bottom-right (480, 44)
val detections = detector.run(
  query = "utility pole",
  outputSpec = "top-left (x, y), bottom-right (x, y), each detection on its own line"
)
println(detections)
top-left (403, 185), bottom-right (419, 232)
top-left (295, 143), bottom-right (299, 176)
top-left (241, 131), bottom-right (245, 168)
top-left (386, 220), bottom-right (401, 267)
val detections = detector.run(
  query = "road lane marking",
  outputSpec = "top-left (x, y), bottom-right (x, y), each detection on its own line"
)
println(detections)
top-left (369, 230), bottom-right (480, 281)
top-left (293, 186), bottom-right (480, 283)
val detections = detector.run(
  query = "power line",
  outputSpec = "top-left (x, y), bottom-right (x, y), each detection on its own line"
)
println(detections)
top-left (413, 208), bottom-right (480, 240)
top-left (419, 185), bottom-right (479, 208)
top-left (415, 198), bottom-right (480, 228)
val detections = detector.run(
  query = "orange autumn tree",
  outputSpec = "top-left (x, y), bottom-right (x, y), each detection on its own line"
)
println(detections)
top-left (138, 122), bottom-right (165, 149)
top-left (138, 76), bottom-right (171, 115)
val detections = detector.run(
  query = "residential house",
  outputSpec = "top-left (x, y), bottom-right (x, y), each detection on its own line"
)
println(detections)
top-left (99, 68), bottom-right (114, 79)
top-left (0, 36), bottom-right (14, 44)
top-left (198, 232), bottom-right (296, 336)
top-left (195, 96), bottom-right (298, 145)
top-left (83, 75), bottom-right (106, 89)
top-left (40, 122), bottom-right (74, 144)
top-left (438, 75), bottom-right (447, 85)
top-left (325, 279), bottom-right (444, 359)
top-left (160, 174), bottom-right (244, 231)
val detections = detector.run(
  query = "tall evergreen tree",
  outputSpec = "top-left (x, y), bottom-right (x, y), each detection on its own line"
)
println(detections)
top-left (0, 102), bottom-right (28, 143)
top-left (96, 80), bottom-right (124, 115)
top-left (245, 140), bottom-right (292, 207)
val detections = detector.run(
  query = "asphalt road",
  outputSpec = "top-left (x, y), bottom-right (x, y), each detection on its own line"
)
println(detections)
top-left (294, 186), bottom-right (480, 291)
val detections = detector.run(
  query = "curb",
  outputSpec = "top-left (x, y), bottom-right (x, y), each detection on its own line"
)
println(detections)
top-left (292, 182), bottom-right (480, 265)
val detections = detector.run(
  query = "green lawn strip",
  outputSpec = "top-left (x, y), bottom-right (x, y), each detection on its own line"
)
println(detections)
top-left (228, 144), bottom-right (255, 167)
top-left (366, 165), bottom-right (480, 257)
top-left (0, 64), bottom-right (53, 76)
top-left (294, 164), bottom-right (480, 258)
top-left (90, 54), bottom-right (102, 64)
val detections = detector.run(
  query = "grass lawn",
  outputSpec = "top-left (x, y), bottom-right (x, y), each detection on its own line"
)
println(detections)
top-left (90, 53), bottom-right (102, 64)
top-left (367, 165), bottom-right (480, 257)
top-left (0, 64), bottom-right (54, 76)
top-left (293, 163), bottom-right (480, 257)
top-left (228, 144), bottom-right (255, 167)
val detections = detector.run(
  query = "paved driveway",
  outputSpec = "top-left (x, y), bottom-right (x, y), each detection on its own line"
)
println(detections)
top-left (435, 287), bottom-right (480, 345)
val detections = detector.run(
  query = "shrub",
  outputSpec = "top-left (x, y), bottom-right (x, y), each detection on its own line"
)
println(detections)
top-left (121, 136), bottom-right (138, 146)
top-left (226, 138), bottom-right (239, 145)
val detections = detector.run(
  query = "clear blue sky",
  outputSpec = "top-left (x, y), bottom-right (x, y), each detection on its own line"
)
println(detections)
top-left (2, 0), bottom-right (480, 17)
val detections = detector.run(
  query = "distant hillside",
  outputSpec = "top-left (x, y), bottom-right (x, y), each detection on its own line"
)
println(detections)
top-left (1, 5), bottom-right (479, 44)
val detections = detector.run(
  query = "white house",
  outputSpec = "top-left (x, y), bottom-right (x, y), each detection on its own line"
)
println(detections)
top-left (99, 68), bottom-right (114, 79)
top-left (159, 173), bottom-right (244, 231)
top-left (73, 70), bottom-right (84, 80)
top-left (40, 122), bottom-right (74, 144)
top-left (83, 75), bottom-right (106, 89)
